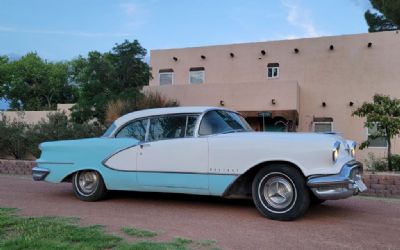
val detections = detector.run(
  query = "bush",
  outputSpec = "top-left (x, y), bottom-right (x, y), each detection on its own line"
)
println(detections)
top-left (0, 115), bottom-right (31, 159)
top-left (105, 91), bottom-right (178, 125)
top-left (389, 154), bottom-right (400, 171)
top-left (28, 112), bottom-right (104, 157)
top-left (364, 152), bottom-right (400, 172)
top-left (0, 112), bottom-right (105, 159)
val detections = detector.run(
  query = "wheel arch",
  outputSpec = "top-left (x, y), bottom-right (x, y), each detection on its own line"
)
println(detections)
top-left (222, 160), bottom-right (305, 198)
top-left (61, 168), bottom-right (104, 183)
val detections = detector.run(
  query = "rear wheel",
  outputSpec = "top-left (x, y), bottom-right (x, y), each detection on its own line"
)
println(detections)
top-left (252, 164), bottom-right (310, 221)
top-left (72, 170), bottom-right (107, 201)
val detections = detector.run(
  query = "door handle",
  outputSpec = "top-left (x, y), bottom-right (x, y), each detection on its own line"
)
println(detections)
top-left (139, 143), bottom-right (151, 149)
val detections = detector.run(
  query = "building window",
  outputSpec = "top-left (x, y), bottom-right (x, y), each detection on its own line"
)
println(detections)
top-left (313, 122), bottom-right (333, 132)
top-left (159, 69), bottom-right (173, 85)
top-left (267, 63), bottom-right (279, 79)
top-left (313, 117), bottom-right (333, 132)
top-left (189, 67), bottom-right (205, 84)
top-left (367, 123), bottom-right (387, 148)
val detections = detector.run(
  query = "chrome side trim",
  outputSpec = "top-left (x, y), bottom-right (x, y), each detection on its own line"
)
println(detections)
top-left (35, 161), bottom-right (74, 165)
top-left (307, 161), bottom-right (366, 200)
top-left (32, 167), bottom-right (50, 181)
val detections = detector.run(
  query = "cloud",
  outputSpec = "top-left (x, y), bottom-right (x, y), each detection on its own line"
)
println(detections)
top-left (349, 0), bottom-right (372, 11)
top-left (281, 0), bottom-right (327, 38)
top-left (0, 26), bottom-right (130, 37)
top-left (117, 1), bottom-right (148, 31)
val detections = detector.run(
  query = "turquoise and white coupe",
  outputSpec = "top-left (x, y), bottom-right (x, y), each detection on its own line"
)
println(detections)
top-left (33, 106), bottom-right (367, 220)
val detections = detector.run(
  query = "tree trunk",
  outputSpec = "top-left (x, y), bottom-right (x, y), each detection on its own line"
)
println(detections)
top-left (387, 136), bottom-right (392, 171)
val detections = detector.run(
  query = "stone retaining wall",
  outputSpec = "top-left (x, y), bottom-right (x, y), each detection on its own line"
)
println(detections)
top-left (1, 160), bottom-right (399, 198)
top-left (0, 160), bottom-right (36, 175)
top-left (361, 172), bottom-right (400, 198)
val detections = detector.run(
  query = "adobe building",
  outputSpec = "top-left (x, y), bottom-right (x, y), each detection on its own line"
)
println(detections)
top-left (144, 31), bottom-right (400, 161)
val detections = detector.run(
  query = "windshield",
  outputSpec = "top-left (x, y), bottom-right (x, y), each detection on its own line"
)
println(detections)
top-left (199, 110), bottom-right (252, 136)
top-left (102, 123), bottom-right (116, 137)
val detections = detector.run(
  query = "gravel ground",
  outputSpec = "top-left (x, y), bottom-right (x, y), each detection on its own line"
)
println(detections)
top-left (1, 174), bottom-right (400, 250)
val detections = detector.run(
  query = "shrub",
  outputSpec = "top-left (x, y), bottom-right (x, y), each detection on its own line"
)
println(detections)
top-left (0, 115), bottom-right (31, 159)
top-left (28, 112), bottom-right (104, 157)
top-left (0, 112), bottom-right (105, 159)
top-left (105, 91), bottom-right (179, 125)
top-left (364, 152), bottom-right (388, 171)
top-left (389, 154), bottom-right (400, 171)
top-left (364, 152), bottom-right (400, 172)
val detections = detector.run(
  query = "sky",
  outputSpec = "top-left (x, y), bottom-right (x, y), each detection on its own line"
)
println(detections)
top-left (0, 0), bottom-right (373, 109)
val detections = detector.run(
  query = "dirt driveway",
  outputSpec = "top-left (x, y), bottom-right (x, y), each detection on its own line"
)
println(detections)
top-left (1, 174), bottom-right (400, 250)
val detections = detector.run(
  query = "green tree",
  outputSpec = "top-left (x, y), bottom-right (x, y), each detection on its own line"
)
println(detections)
top-left (0, 53), bottom-right (78, 110)
top-left (365, 0), bottom-right (399, 32)
top-left (352, 94), bottom-right (400, 171)
top-left (70, 39), bottom-right (151, 124)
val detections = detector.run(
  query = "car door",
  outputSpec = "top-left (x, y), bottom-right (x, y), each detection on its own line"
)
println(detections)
top-left (137, 114), bottom-right (209, 190)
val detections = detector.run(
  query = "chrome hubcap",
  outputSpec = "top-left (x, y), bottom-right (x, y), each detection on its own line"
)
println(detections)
top-left (78, 171), bottom-right (98, 194)
top-left (263, 176), bottom-right (294, 209)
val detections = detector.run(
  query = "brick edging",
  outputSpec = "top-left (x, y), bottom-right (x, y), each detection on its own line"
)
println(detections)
top-left (0, 159), bottom-right (36, 175)
top-left (1, 159), bottom-right (399, 198)
top-left (361, 172), bottom-right (400, 198)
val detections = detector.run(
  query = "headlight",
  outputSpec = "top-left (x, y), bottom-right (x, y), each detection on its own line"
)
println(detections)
top-left (332, 141), bottom-right (340, 162)
top-left (350, 142), bottom-right (357, 158)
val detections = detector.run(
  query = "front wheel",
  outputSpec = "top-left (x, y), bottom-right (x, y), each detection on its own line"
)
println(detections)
top-left (252, 165), bottom-right (310, 221)
top-left (72, 170), bottom-right (107, 201)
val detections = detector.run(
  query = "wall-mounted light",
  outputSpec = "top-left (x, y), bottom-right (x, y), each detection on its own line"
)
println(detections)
top-left (349, 101), bottom-right (354, 107)
top-left (330, 45), bottom-right (334, 50)
top-left (368, 42), bottom-right (372, 48)
top-left (230, 52), bottom-right (235, 58)
top-left (294, 48), bottom-right (299, 53)
top-left (271, 99), bottom-right (276, 105)
top-left (261, 50), bottom-right (266, 55)
top-left (201, 55), bottom-right (206, 59)
top-left (173, 57), bottom-right (178, 61)
top-left (322, 102), bottom-right (326, 107)
top-left (220, 100), bottom-right (225, 106)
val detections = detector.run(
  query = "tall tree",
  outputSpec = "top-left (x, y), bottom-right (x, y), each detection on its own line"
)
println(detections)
top-left (70, 40), bottom-right (151, 124)
top-left (352, 94), bottom-right (400, 171)
top-left (365, 0), bottom-right (399, 32)
top-left (0, 53), bottom-right (77, 110)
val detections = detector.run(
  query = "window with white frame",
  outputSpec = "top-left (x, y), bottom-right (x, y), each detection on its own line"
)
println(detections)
top-left (367, 123), bottom-right (387, 148)
top-left (267, 63), bottom-right (279, 79)
top-left (159, 69), bottom-right (173, 85)
top-left (313, 122), bottom-right (333, 132)
top-left (189, 67), bottom-right (205, 84)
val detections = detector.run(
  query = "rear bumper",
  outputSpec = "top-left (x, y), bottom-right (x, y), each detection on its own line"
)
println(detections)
top-left (307, 160), bottom-right (367, 200)
top-left (32, 167), bottom-right (50, 181)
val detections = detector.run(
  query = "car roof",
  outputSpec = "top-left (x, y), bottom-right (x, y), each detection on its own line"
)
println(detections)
top-left (112, 106), bottom-right (233, 127)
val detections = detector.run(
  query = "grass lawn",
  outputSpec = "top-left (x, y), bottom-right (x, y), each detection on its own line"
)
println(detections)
top-left (0, 208), bottom-right (219, 250)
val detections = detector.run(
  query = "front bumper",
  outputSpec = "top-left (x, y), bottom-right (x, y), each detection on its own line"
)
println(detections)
top-left (32, 167), bottom-right (50, 181)
top-left (307, 160), bottom-right (367, 200)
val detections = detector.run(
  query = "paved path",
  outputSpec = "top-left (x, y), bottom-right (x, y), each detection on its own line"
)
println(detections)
top-left (1, 174), bottom-right (400, 250)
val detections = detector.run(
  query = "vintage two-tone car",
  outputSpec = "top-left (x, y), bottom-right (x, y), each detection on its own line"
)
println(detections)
top-left (33, 106), bottom-right (367, 220)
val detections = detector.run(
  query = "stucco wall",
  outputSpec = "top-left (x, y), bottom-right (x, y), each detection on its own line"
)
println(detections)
top-left (0, 104), bottom-right (74, 124)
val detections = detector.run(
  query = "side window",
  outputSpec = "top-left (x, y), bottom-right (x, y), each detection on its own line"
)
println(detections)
top-left (148, 115), bottom-right (186, 141)
top-left (115, 119), bottom-right (148, 141)
top-left (199, 110), bottom-right (250, 136)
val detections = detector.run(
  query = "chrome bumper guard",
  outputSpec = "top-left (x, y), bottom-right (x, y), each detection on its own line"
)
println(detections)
top-left (32, 167), bottom-right (50, 181)
top-left (307, 161), bottom-right (367, 200)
